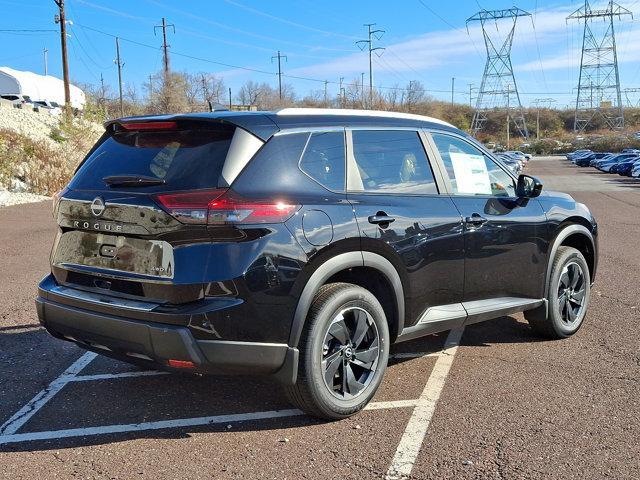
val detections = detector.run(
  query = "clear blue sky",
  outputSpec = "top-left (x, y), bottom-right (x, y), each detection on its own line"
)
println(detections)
top-left (2, 0), bottom-right (640, 107)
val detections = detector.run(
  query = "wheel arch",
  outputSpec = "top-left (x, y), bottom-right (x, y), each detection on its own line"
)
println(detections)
top-left (545, 224), bottom-right (596, 298)
top-left (288, 251), bottom-right (405, 347)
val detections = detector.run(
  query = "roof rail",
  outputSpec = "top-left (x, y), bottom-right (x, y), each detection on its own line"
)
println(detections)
top-left (275, 107), bottom-right (454, 128)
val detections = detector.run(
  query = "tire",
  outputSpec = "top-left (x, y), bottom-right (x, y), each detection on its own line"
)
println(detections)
top-left (526, 246), bottom-right (591, 339)
top-left (285, 282), bottom-right (390, 419)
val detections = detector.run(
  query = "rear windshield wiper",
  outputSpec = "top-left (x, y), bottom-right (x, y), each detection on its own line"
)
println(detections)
top-left (103, 175), bottom-right (166, 187)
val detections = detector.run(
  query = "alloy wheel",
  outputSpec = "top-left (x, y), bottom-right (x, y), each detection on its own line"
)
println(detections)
top-left (321, 307), bottom-right (380, 399)
top-left (557, 261), bottom-right (586, 325)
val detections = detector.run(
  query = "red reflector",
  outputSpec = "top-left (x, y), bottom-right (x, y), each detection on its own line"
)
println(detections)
top-left (120, 121), bottom-right (178, 131)
top-left (168, 359), bottom-right (195, 368)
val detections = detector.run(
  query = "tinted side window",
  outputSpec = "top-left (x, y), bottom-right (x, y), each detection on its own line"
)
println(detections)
top-left (231, 132), bottom-right (309, 195)
top-left (431, 133), bottom-right (516, 197)
top-left (351, 130), bottom-right (437, 194)
top-left (299, 131), bottom-right (345, 192)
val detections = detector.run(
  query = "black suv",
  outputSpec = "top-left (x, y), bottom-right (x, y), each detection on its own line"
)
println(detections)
top-left (37, 108), bottom-right (598, 419)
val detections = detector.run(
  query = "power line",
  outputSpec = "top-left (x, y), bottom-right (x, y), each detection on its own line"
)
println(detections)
top-left (222, 0), bottom-right (359, 40)
top-left (71, 21), bottom-right (577, 98)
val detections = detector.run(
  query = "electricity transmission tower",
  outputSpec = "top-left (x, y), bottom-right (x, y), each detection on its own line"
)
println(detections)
top-left (467, 7), bottom-right (530, 139)
top-left (622, 87), bottom-right (640, 107)
top-left (567, 1), bottom-right (632, 132)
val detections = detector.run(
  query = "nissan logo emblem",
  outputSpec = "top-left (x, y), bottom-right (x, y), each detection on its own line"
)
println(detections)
top-left (91, 197), bottom-right (106, 217)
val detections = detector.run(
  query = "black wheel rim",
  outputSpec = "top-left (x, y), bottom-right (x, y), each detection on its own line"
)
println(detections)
top-left (557, 261), bottom-right (586, 326)
top-left (321, 307), bottom-right (380, 400)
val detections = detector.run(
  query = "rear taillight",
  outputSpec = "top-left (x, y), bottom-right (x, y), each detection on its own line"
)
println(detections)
top-left (153, 189), bottom-right (227, 224)
top-left (153, 189), bottom-right (299, 225)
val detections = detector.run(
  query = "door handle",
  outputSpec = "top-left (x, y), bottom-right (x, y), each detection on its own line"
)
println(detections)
top-left (464, 214), bottom-right (488, 226)
top-left (368, 214), bottom-right (395, 225)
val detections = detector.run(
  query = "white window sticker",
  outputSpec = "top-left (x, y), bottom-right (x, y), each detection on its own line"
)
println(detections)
top-left (449, 152), bottom-right (491, 195)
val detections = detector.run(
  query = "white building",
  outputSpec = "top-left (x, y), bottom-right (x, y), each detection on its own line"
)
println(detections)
top-left (0, 67), bottom-right (85, 110)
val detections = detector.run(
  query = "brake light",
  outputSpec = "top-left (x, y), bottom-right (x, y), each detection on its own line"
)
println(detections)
top-left (153, 189), bottom-right (299, 225)
top-left (208, 192), bottom-right (299, 225)
top-left (154, 189), bottom-right (227, 224)
top-left (119, 121), bottom-right (177, 131)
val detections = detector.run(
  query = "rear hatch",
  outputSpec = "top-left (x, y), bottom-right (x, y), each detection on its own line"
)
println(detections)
top-left (52, 119), bottom-right (255, 304)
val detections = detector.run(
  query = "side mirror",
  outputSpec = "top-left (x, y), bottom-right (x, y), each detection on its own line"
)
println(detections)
top-left (516, 174), bottom-right (543, 198)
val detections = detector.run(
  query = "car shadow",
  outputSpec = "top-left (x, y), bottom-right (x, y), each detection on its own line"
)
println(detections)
top-left (0, 315), bottom-right (539, 452)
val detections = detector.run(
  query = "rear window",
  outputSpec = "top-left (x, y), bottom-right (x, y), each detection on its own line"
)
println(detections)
top-left (69, 123), bottom-right (236, 192)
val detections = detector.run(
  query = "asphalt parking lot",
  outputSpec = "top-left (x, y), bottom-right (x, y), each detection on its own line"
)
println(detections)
top-left (1, 156), bottom-right (638, 479)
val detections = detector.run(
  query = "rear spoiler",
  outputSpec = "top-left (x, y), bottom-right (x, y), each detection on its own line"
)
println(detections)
top-left (104, 113), bottom-right (279, 142)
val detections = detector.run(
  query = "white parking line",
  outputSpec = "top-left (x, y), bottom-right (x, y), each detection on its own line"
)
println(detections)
top-left (0, 399), bottom-right (418, 445)
top-left (390, 352), bottom-right (440, 360)
top-left (386, 327), bottom-right (464, 479)
top-left (0, 351), bottom-right (97, 435)
top-left (0, 345), bottom-right (446, 445)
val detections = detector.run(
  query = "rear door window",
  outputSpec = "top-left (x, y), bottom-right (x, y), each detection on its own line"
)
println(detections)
top-left (350, 130), bottom-right (437, 194)
top-left (69, 123), bottom-right (236, 192)
top-left (299, 131), bottom-right (345, 192)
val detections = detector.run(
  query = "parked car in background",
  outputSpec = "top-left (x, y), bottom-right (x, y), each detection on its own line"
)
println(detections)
top-left (1, 93), bottom-right (33, 108)
top-left (33, 100), bottom-right (62, 115)
top-left (496, 154), bottom-right (523, 175)
top-left (616, 157), bottom-right (640, 176)
top-left (598, 153), bottom-right (638, 172)
top-left (508, 150), bottom-right (532, 161)
top-left (567, 149), bottom-right (591, 161)
top-left (576, 152), bottom-right (611, 167)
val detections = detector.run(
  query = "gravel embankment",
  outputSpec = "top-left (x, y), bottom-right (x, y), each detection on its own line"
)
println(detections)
top-left (0, 105), bottom-right (60, 148)
top-left (0, 189), bottom-right (49, 207)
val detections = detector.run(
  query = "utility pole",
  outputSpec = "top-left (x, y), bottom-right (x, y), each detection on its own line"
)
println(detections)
top-left (339, 77), bottom-right (345, 108)
top-left (451, 77), bottom-right (455, 106)
top-left (228, 87), bottom-right (232, 110)
top-left (114, 37), bottom-right (124, 117)
top-left (53, 0), bottom-right (71, 113)
top-left (43, 48), bottom-right (48, 76)
top-left (154, 17), bottom-right (175, 75)
top-left (468, 83), bottom-right (477, 108)
top-left (148, 74), bottom-right (153, 99)
top-left (201, 73), bottom-right (209, 108)
top-left (532, 98), bottom-right (556, 140)
top-left (323, 80), bottom-right (328, 106)
top-left (271, 51), bottom-right (287, 100)
top-left (357, 23), bottom-right (385, 107)
top-left (361, 72), bottom-right (365, 107)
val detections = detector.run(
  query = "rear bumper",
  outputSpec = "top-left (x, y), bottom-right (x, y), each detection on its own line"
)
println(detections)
top-left (36, 277), bottom-right (298, 383)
